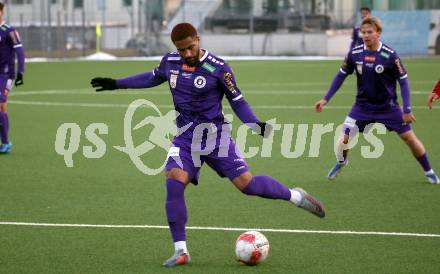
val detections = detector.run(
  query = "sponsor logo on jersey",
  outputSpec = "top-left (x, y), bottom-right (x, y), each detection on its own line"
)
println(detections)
top-left (182, 64), bottom-right (196, 72)
top-left (182, 72), bottom-right (192, 79)
top-left (170, 74), bottom-right (178, 88)
top-left (202, 62), bottom-right (215, 73)
top-left (194, 76), bottom-right (206, 88)
top-left (365, 63), bottom-right (374, 68)
top-left (223, 72), bottom-right (237, 94)
top-left (380, 51), bottom-right (390, 59)
top-left (374, 64), bottom-right (384, 74)
top-left (364, 56), bottom-right (376, 62)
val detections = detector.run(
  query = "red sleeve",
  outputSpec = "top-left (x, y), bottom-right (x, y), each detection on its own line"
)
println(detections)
top-left (433, 80), bottom-right (440, 96)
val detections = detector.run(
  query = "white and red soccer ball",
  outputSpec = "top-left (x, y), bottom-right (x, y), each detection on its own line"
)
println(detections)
top-left (235, 231), bottom-right (270, 265)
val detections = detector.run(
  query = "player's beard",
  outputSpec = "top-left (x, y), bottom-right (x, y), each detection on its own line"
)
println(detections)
top-left (184, 56), bottom-right (198, 67)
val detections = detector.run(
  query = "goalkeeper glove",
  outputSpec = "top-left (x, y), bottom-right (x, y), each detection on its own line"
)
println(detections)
top-left (15, 72), bottom-right (23, 86)
top-left (91, 77), bottom-right (117, 91)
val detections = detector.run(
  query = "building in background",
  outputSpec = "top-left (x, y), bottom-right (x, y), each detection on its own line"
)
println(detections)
top-left (3, 0), bottom-right (440, 56)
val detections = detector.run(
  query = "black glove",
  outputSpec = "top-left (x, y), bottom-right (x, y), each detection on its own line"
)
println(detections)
top-left (15, 72), bottom-right (23, 86)
top-left (91, 77), bottom-right (117, 91)
top-left (256, 122), bottom-right (273, 137)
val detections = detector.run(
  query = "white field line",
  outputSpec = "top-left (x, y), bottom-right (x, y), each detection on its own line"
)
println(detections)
top-left (1, 221), bottom-right (439, 238)
top-left (9, 89), bottom-right (433, 96)
top-left (7, 100), bottom-right (440, 110)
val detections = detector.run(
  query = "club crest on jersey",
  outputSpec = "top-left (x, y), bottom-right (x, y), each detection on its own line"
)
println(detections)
top-left (194, 76), bottom-right (206, 88)
top-left (374, 64), bottom-right (384, 74)
top-left (170, 74), bottom-right (178, 88)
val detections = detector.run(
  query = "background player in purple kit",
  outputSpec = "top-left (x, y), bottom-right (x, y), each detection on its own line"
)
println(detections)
top-left (314, 17), bottom-right (440, 184)
top-left (350, 6), bottom-right (371, 50)
top-left (91, 22), bottom-right (325, 267)
top-left (0, 2), bottom-right (25, 154)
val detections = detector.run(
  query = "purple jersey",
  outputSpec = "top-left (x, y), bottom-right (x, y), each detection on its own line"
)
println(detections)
top-left (0, 23), bottom-right (24, 79)
top-left (340, 42), bottom-right (408, 111)
top-left (151, 51), bottom-right (244, 137)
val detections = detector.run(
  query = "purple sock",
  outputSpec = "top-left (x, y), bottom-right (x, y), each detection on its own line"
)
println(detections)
top-left (165, 178), bottom-right (187, 242)
top-left (416, 153), bottom-right (432, 172)
top-left (242, 175), bottom-right (291, 201)
top-left (0, 112), bottom-right (9, 144)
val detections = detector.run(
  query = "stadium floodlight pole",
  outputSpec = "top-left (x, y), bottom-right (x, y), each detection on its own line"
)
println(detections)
top-left (47, 0), bottom-right (52, 57)
top-left (300, 10), bottom-right (305, 55)
top-left (101, 0), bottom-right (106, 50)
top-left (137, 0), bottom-right (142, 33)
top-left (5, 0), bottom-right (9, 22)
top-left (182, 0), bottom-right (186, 22)
top-left (249, 0), bottom-right (254, 56)
top-left (81, 5), bottom-right (86, 57)
top-left (96, 23), bottom-right (102, 53)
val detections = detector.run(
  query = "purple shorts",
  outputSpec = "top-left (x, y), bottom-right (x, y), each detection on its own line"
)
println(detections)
top-left (165, 135), bottom-right (249, 185)
top-left (343, 105), bottom-right (411, 135)
top-left (0, 75), bottom-right (12, 103)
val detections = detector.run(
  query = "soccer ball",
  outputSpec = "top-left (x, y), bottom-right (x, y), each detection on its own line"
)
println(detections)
top-left (235, 231), bottom-right (270, 265)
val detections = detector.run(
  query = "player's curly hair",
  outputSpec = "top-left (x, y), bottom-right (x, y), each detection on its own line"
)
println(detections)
top-left (361, 16), bottom-right (382, 33)
top-left (0, 2), bottom-right (4, 11)
top-left (171, 22), bottom-right (198, 43)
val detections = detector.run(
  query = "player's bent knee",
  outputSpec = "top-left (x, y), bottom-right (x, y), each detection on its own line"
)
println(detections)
top-left (0, 103), bottom-right (7, 112)
top-left (232, 172), bottom-right (253, 191)
top-left (166, 168), bottom-right (190, 185)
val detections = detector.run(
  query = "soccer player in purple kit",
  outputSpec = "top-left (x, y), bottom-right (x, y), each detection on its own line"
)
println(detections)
top-left (314, 17), bottom-right (440, 184)
top-left (0, 2), bottom-right (25, 154)
top-left (91, 22), bottom-right (325, 267)
top-left (350, 7), bottom-right (371, 50)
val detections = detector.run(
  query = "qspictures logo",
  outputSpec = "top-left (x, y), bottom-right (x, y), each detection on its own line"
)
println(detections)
top-left (55, 99), bottom-right (387, 175)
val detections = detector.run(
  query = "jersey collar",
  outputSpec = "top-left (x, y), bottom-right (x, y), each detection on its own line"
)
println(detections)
top-left (199, 49), bottom-right (209, 62)
top-left (364, 41), bottom-right (383, 52)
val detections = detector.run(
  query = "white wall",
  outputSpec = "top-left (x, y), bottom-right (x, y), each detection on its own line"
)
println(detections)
top-left (161, 32), bottom-right (351, 56)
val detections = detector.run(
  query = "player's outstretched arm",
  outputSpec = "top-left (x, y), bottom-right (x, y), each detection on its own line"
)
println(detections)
top-left (12, 30), bottom-right (25, 86)
top-left (229, 98), bottom-right (272, 137)
top-left (314, 70), bottom-right (348, 113)
top-left (91, 71), bottom-right (166, 92)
